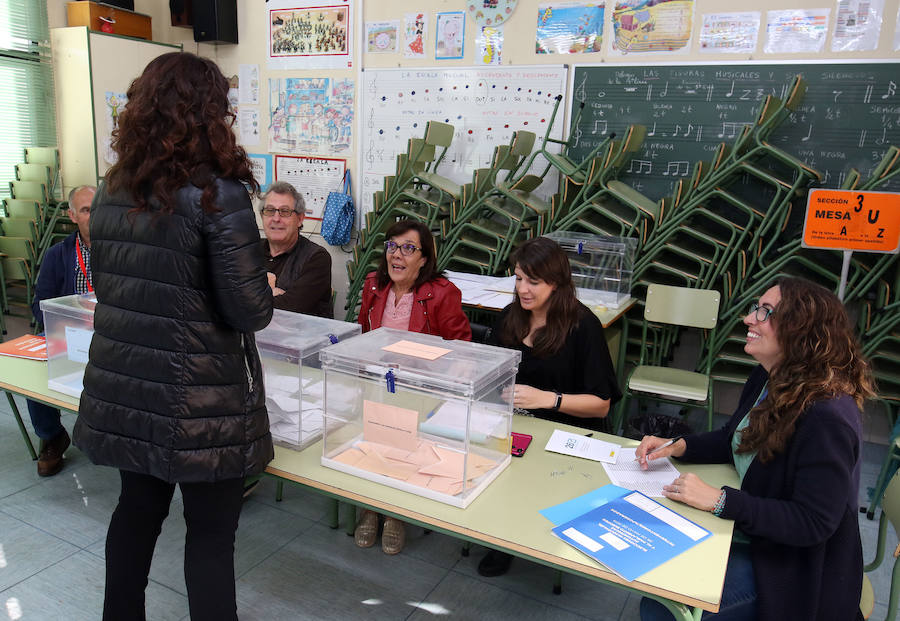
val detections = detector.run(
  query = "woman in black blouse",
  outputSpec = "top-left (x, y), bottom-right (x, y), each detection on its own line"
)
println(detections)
top-left (478, 236), bottom-right (621, 576)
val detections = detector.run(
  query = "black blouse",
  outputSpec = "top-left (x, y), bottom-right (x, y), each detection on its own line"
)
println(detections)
top-left (493, 303), bottom-right (622, 432)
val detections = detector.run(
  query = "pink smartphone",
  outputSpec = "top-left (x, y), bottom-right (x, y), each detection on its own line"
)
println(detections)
top-left (511, 432), bottom-right (533, 457)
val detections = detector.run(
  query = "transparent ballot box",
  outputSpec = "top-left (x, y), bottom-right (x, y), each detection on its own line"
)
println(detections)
top-left (319, 327), bottom-right (521, 508)
top-left (256, 309), bottom-right (361, 450)
top-left (40, 293), bottom-right (96, 397)
top-left (543, 231), bottom-right (637, 309)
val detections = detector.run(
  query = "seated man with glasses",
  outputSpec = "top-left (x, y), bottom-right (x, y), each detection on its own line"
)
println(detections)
top-left (260, 181), bottom-right (332, 318)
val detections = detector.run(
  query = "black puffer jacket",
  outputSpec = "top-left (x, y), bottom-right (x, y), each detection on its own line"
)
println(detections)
top-left (74, 179), bottom-right (274, 483)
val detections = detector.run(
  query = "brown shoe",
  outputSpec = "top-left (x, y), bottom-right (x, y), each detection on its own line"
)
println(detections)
top-left (37, 429), bottom-right (70, 477)
top-left (382, 518), bottom-right (406, 555)
top-left (354, 510), bottom-right (379, 548)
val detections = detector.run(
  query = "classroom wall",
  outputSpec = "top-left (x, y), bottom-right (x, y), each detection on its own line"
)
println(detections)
top-left (46, 0), bottom-right (900, 315)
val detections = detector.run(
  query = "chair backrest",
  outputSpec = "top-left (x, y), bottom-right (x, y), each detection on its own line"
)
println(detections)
top-left (3, 199), bottom-right (42, 222)
top-left (510, 131), bottom-right (536, 158)
top-left (24, 147), bottom-right (59, 174)
top-left (0, 256), bottom-right (32, 282)
top-left (0, 236), bottom-right (36, 264)
top-left (882, 470), bottom-right (900, 538)
top-left (0, 217), bottom-right (38, 242)
top-left (424, 121), bottom-right (454, 148)
top-left (15, 163), bottom-right (52, 186)
top-left (644, 283), bottom-right (720, 329)
top-left (9, 180), bottom-right (48, 203)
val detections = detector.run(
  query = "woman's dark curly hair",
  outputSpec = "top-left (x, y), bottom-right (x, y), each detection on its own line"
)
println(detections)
top-left (738, 277), bottom-right (875, 462)
top-left (105, 52), bottom-right (258, 214)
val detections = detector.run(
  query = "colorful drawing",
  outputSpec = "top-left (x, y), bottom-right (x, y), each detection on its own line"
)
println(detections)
top-left (698, 12), bottom-right (760, 53)
top-left (536, 3), bottom-right (604, 54)
top-left (404, 12), bottom-right (427, 58)
top-left (367, 21), bottom-right (400, 53)
top-left (467, 0), bottom-right (519, 26)
top-left (103, 91), bottom-right (127, 165)
top-left (436, 11), bottom-right (466, 59)
top-left (268, 77), bottom-right (355, 156)
top-left (477, 26), bottom-right (503, 64)
top-left (270, 6), bottom-right (349, 57)
top-left (611, 0), bottom-right (693, 54)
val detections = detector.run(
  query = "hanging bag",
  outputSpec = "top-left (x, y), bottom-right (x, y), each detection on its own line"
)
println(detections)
top-left (321, 170), bottom-right (354, 246)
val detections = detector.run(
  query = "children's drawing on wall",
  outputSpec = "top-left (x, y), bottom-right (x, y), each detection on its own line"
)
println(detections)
top-left (103, 91), bottom-right (126, 165)
top-left (476, 26), bottom-right (503, 64)
top-left (267, 0), bottom-right (354, 69)
top-left (698, 11), bottom-right (760, 53)
top-left (404, 12), bottom-right (427, 58)
top-left (467, 0), bottom-right (519, 26)
top-left (536, 3), bottom-right (604, 54)
top-left (366, 21), bottom-right (400, 53)
top-left (764, 9), bottom-right (830, 53)
top-left (436, 11), bottom-right (466, 59)
top-left (610, 0), bottom-right (693, 55)
top-left (268, 77), bottom-right (355, 156)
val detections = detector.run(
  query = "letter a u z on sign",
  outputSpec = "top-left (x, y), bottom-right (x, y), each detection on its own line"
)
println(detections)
top-left (802, 189), bottom-right (900, 254)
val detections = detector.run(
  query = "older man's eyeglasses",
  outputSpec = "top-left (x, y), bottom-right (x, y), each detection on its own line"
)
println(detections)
top-left (748, 303), bottom-right (776, 322)
top-left (261, 206), bottom-right (297, 218)
top-left (384, 240), bottom-right (421, 256)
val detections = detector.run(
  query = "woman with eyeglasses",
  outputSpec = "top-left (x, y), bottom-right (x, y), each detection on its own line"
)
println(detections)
top-left (355, 219), bottom-right (471, 554)
top-left (636, 277), bottom-right (874, 621)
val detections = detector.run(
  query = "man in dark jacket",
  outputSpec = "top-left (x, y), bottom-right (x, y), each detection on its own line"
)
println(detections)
top-left (260, 181), bottom-right (333, 318)
top-left (27, 184), bottom-right (95, 476)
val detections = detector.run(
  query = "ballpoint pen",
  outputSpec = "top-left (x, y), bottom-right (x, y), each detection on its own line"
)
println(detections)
top-left (633, 436), bottom-right (683, 462)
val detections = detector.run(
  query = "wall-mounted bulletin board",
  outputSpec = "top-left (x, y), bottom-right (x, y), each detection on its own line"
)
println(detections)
top-left (568, 62), bottom-right (900, 201)
top-left (360, 65), bottom-right (568, 214)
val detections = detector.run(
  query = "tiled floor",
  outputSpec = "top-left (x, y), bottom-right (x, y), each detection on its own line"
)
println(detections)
top-left (1, 311), bottom-right (898, 620)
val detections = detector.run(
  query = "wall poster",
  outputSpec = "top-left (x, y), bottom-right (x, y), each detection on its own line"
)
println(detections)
top-left (268, 77), bottom-right (355, 156)
top-left (267, 0), bottom-right (354, 70)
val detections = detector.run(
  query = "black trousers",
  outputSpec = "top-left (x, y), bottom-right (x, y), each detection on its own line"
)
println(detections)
top-left (103, 469), bottom-right (245, 621)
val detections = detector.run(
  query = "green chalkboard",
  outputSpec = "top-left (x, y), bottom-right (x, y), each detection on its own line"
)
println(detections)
top-left (569, 63), bottom-right (900, 200)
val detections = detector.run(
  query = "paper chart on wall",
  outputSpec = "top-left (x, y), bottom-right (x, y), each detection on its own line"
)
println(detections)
top-left (274, 155), bottom-right (346, 220)
top-left (609, 0), bottom-right (694, 55)
top-left (360, 66), bottom-right (568, 215)
top-left (698, 11), bottom-right (760, 53)
top-left (238, 108), bottom-right (261, 146)
top-left (268, 77), bottom-right (354, 156)
top-left (266, 0), bottom-right (353, 70)
top-left (895, 7), bottom-right (900, 50)
top-left (238, 64), bottom-right (260, 104)
top-left (831, 0), bottom-right (884, 51)
top-left (765, 9), bottom-right (830, 53)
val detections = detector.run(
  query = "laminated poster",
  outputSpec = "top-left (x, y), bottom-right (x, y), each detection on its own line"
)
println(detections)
top-left (698, 11), bottom-right (760, 53)
top-left (404, 12), bottom-right (427, 58)
top-left (267, 0), bottom-right (353, 70)
top-left (238, 108), bottom-right (260, 146)
top-left (238, 64), bottom-right (259, 105)
top-left (610, 0), bottom-right (694, 55)
top-left (536, 3), bottom-right (604, 54)
top-left (436, 11), bottom-right (466, 59)
top-left (476, 25), bottom-right (503, 64)
top-left (366, 21), bottom-right (400, 53)
top-left (103, 91), bottom-right (126, 166)
top-left (227, 75), bottom-right (239, 108)
top-left (467, 0), bottom-right (519, 26)
top-left (247, 153), bottom-right (273, 192)
top-left (765, 9), bottom-right (830, 53)
top-left (831, 0), bottom-right (884, 51)
top-left (274, 155), bottom-right (346, 220)
top-left (268, 77), bottom-right (355, 156)
top-left (895, 7), bottom-right (900, 50)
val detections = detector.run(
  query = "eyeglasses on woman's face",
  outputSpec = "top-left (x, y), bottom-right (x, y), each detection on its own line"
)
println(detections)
top-left (748, 302), bottom-right (776, 323)
top-left (384, 240), bottom-right (421, 256)
top-left (261, 206), bottom-right (298, 218)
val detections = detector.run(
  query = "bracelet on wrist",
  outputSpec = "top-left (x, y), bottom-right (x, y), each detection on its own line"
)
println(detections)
top-left (551, 391), bottom-right (562, 411)
top-left (712, 489), bottom-right (727, 516)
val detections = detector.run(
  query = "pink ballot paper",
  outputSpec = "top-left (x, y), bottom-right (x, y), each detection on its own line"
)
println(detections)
top-left (362, 400), bottom-right (419, 451)
top-left (381, 339), bottom-right (452, 360)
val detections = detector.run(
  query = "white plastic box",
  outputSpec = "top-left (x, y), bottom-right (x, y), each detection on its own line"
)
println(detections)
top-left (256, 309), bottom-right (361, 449)
top-left (40, 293), bottom-right (96, 397)
top-left (319, 327), bottom-right (521, 508)
top-left (543, 231), bottom-right (637, 309)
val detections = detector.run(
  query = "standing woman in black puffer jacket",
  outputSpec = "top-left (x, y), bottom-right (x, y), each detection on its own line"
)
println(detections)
top-left (74, 52), bottom-right (273, 621)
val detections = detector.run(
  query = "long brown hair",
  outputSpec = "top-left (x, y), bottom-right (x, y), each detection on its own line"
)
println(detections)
top-left (105, 52), bottom-right (258, 214)
top-left (738, 277), bottom-right (875, 462)
top-left (375, 220), bottom-right (441, 290)
top-left (498, 237), bottom-right (581, 357)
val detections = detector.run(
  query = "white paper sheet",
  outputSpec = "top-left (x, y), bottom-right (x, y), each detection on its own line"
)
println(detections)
top-left (544, 429), bottom-right (620, 464)
top-left (601, 447), bottom-right (680, 497)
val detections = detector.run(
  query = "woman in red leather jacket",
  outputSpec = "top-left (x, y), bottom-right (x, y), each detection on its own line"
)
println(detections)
top-left (355, 219), bottom-right (471, 554)
top-left (358, 219), bottom-right (471, 340)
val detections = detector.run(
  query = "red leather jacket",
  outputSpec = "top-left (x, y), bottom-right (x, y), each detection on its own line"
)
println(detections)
top-left (358, 272), bottom-right (471, 341)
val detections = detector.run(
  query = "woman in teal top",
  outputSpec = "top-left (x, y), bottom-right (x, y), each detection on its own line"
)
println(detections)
top-left (636, 277), bottom-right (874, 621)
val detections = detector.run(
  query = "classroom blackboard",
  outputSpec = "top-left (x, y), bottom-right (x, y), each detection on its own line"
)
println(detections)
top-left (569, 63), bottom-right (900, 201)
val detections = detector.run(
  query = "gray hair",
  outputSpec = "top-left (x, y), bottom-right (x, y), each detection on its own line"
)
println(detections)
top-left (68, 185), bottom-right (97, 204)
top-left (261, 181), bottom-right (305, 214)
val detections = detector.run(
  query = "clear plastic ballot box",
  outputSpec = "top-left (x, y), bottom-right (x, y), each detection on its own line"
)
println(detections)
top-left (319, 327), bottom-right (522, 508)
top-left (543, 231), bottom-right (637, 309)
top-left (40, 293), bottom-right (96, 397)
top-left (256, 309), bottom-right (361, 449)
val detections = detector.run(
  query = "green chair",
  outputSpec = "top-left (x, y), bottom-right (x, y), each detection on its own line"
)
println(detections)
top-left (864, 470), bottom-right (900, 620)
top-left (613, 283), bottom-right (721, 434)
top-left (9, 181), bottom-right (49, 204)
top-left (0, 217), bottom-right (39, 245)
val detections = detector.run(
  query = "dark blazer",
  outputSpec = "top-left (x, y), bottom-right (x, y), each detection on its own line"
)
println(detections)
top-left (31, 232), bottom-right (78, 326)
top-left (358, 271), bottom-right (471, 341)
top-left (263, 235), bottom-right (332, 318)
top-left (682, 365), bottom-right (863, 621)
top-left (74, 180), bottom-right (274, 483)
